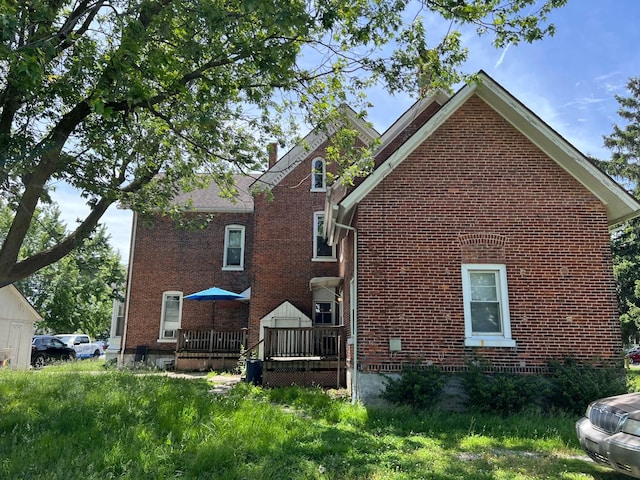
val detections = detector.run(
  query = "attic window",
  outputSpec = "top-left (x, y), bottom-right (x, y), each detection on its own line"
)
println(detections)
top-left (311, 158), bottom-right (326, 192)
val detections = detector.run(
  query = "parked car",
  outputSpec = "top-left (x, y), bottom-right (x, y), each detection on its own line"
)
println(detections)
top-left (55, 334), bottom-right (103, 359)
top-left (628, 349), bottom-right (640, 365)
top-left (576, 392), bottom-right (640, 478)
top-left (31, 335), bottom-right (76, 368)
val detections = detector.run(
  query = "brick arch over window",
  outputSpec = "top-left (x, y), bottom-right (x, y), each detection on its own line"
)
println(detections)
top-left (458, 233), bottom-right (507, 264)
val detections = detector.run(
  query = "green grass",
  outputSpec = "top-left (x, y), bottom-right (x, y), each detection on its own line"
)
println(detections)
top-left (0, 365), bottom-right (633, 480)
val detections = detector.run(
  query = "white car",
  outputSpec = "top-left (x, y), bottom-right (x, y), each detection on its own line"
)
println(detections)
top-left (55, 334), bottom-right (103, 360)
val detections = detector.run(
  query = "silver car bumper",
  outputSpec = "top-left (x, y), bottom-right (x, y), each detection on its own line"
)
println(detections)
top-left (576, 417), bottom-right (640, 478)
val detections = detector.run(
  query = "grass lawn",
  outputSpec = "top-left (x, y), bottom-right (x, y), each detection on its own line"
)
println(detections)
top-left (0, 362), bottom-right (635, 480)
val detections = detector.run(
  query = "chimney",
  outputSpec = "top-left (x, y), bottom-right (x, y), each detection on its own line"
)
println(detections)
top-left (268, 142), bottom-right (278, 168)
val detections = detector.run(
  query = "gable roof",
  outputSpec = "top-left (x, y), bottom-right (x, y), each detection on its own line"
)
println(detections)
top-left (172, 174), bottom-right (256, 213)
top-left (327, 71), bottom-right (640, 243)
top-left (0, 285), bottom-right (42, 323)
top-left (251, 104), bottom-right (379, 192)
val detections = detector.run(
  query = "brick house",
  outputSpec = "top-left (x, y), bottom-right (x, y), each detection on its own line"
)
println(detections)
top-left (113, 71), bottom-right (640, 402)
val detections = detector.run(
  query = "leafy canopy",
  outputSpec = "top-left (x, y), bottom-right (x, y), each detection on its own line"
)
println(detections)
top-left (0, 201), bottom-right (125, 337)
top-left (597, 78), bottom-right (640, 343)
top-left (0, 0), bottom-right (566, 285)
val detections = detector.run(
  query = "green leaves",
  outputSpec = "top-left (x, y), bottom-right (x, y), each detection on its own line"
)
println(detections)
top-left (0, 0), bottom-right (566, 284)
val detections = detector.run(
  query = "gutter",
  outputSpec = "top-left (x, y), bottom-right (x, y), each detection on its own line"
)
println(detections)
top-left (119, 212), bottom-right (137, 366)
top-left (335, 222), bottom-right (358, 404)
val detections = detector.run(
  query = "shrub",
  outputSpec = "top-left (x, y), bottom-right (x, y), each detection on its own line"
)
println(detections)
top-left (461, 363), bottom-right (548, 415)
top-left (382, 363), bottom-right (446, 409)
top-left (546, 357), bottom-right (628, 415)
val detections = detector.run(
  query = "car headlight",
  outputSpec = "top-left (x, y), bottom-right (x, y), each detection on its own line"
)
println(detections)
top-left (622, 417), bottom-right (640, 436)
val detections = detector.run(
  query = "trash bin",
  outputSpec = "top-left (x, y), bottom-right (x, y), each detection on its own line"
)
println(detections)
top-left (245, 359), bottom-right (263, 385)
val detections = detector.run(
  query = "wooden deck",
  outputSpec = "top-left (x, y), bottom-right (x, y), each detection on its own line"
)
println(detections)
top-left (174, 326), bottom-right (347, 388)
top-left (262, 326), bottom-right (346, 388)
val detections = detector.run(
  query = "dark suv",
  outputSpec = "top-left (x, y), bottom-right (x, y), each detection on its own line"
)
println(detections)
top-left (31, 335), bottom-right (76, 368)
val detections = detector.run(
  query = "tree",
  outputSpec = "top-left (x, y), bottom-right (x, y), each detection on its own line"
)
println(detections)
top-left (598, 78), bottom-right (640, 343)
top-left (0, 201), bottom-right (125, 337)
top-left (0, 0), bottom-right (567, 286)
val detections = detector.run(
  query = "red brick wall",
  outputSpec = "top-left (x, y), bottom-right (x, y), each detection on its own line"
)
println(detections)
top-left (125, 212), bottom-right (252, 354)
top-left (352, 95), bottom-right (621, 371)
top-left (249, 140), bottom-right (340, 346)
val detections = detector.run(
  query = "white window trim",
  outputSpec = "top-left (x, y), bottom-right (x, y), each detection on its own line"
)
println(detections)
top-left (159, 291), bottom-right (182, 343)
top-left (461, 264), bottom-right (516, 348)
top-left (313, 212), bottom-right (336, 261)
top-left (312, 288), bottom-right (337, 325)
top-left (310, 157), bottom-right (326, 192)
top-left (223, 224), bottom-right (245, 271)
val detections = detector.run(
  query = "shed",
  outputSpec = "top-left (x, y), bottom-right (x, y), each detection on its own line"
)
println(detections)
top-left (0, 285), bottom-right (40, 368)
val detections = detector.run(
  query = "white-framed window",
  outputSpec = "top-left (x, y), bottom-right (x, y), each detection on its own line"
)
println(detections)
top-left (312, 288), bottom-right (338, 325)
top-left (313, 212), bottom-right (335, 260)
top-left (160, 291), bottom-right (182, 342)
top-left (311, 158), bottom-right (326, 192)
top-left (461, 264), bottom-right (515, 347)
top-left (223, 225), bottom-right (245, 270)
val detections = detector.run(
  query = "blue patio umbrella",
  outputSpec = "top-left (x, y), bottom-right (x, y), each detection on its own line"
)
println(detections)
top-left (184, 286), bottom-right (245, 301)
top-left (184, 287), bottom-right (246, 326)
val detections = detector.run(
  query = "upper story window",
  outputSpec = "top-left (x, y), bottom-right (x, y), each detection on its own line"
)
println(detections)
top-left (461, 264), bottom-right (515, 348)
top-left (160, 291), bottom-right (182, 342)
top-left (311, 158), bottom-right (326, 192)
top-left (223, 225), bottom-right (245, 271)
top-left (313, 212), bottom-right (335, 261)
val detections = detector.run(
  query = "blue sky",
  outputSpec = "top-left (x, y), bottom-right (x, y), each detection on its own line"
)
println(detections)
top-left (53, 0), bottom-right (640, 262)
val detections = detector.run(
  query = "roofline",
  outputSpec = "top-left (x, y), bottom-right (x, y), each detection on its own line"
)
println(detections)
top-left (3, 284), bottom-right (42, 321)
top-left (251, 104), bottom-right (380, 193)
top-left (329, 71), bottom-right (640, 240)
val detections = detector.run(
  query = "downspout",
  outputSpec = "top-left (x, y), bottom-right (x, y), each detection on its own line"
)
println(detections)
top-left (119, 212), bottom-right (137, 366)
top-left (335, 222), bottom-right (358, 404)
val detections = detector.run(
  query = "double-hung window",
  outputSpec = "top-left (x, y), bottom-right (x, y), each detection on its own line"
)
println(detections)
top-left (461, 264), bottom-right (515, 347)
top-left (160, 291), bottom-right (182, 341)
top-left (311, 158), bottom-right (326, 192)
top-left (223, 225), bottom-right (245, 270)
top-left (313, 212), bottom-right (335, 260)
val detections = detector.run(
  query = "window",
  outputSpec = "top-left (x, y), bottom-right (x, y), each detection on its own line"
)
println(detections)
top-left (114, 301), bottom-right (124, 337)
top-left (223, 225), bottom-right (245, 270)
top-left (461, 264), bottom-right (515, 347)
top-left (311, 158), bottom-right (326, 191)
top-left (312, 288), bottom-right (338, 325)
top-left (313, 212), bottom-right (335, 260)
top-left (315, 302), bottom-right (333, 324)
top-left (160, 291), bottom-right (182, 341)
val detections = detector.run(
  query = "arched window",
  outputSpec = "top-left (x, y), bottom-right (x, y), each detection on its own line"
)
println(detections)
top-left (311, 158), bottom-right (326, 192)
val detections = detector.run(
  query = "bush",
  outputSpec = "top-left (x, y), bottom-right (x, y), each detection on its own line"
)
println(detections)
top-left (461, 363), bottom-right (548, 415)
top-left (546, 357), bottom-right (628, 415)
top-left (382, 363), bottom-right (446, 409)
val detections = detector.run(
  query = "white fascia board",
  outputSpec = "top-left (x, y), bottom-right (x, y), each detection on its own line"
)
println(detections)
top-left (337, 73), bottom-right (640, 227)
top-left (475, 76), bottom-right (640, 227)
top-left (339, 85), bottom-right (478, 214)
top-left (378, 90), bottom-right (451, 148)
top-left (6, 285), bottom-right (42, 321)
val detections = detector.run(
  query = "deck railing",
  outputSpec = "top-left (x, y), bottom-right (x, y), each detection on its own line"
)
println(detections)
top-left (176, 328), bottom-right (247, 353)
top-left (263, 326), bottom-right (346, 359)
